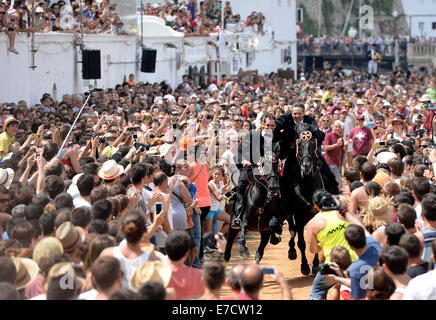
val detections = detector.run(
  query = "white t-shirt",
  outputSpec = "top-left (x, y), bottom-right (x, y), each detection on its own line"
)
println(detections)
top-left (403, 270), bottom-right (436, 300)
top-left (415, 204), bottom-right (424, 229)
top-left (73, 197), bottom-right (92, 208)
top-left (78, 289), bottom-right (98, 300)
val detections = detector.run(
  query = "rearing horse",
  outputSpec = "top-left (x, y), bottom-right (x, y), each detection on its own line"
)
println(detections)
top-left (285, 122), bottom-right (324, 275)
top-left (224, 142), bottom-right (282, 264)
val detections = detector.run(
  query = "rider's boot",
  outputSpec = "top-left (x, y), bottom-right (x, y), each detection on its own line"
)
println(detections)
top-left (232, 169), bottom-right (249, 229)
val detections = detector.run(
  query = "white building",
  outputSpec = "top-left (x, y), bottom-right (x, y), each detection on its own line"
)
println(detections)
top-left (0, 0), bottom-right (297, 104)
top-left (402, 0), bottom-right (436, 38)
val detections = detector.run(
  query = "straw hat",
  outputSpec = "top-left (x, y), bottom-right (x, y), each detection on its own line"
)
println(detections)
top-left (43, 262), bottom-right (85, 292)
top-left (11, 257), bottom-right (39, 290)
top-left (98, 159), bottom-right (124, 180)
top-left (388, 117), bottom-right (407, 128)
top-left (32, 237), bottom-right (64, 267)
top-left (367, 196), bottom-right (390, 216)
top-left (55, 222), bottom-right (86, 253)
top-left (420, 94), bottom-right (431, 102)
top-left (3, 116), bottom-right (20, 128)
top-left (0, 168), bottom-right (14, 189)
top-left (129, 261), bottom-right (172, 292)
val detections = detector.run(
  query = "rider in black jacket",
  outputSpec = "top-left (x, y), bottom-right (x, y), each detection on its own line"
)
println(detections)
top-left (232, 113), bottom-right (281, 232)
top-left (273, 103), bottom-right (339, 206)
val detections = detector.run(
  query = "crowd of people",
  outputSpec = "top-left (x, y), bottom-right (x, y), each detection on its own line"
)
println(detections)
top-left (1, 0), bottom-right (127, 55)
top-left (298, 35), bottom-right (411, 56)
top-left (138, 0), bottom-right (267, 36)
top-left (0, 54), bottom-right (436, 300)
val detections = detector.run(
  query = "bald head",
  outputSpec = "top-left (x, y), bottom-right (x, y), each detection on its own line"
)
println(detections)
top-left (240, 264), bottom-right (264, 296)
top-left (228, 264), bottom-right (246, 291)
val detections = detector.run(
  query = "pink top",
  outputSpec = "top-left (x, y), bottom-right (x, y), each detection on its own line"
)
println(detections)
top-left (190, 162), bottom-right (211, 208)
top-left (25, 274), bottom-right (44, 299)
top-left (167, 265), bottom-right (205, 300)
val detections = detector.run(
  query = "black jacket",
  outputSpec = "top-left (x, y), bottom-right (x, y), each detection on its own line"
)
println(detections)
top-left (273, 113), bottom-right (324, 159)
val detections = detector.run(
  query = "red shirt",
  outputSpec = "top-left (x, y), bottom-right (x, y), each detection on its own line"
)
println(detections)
top-left (324, 132), bottom-right (343, 166)
top-left (349, 126), bottom-right (374, 156)
top-left (167, 265), bottom-right (205, 300)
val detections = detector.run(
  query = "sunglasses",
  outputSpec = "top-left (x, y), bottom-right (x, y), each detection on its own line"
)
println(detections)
top-left (421, 145), bottom-right (430, 148)
top-left (234, 119), bottom-right (242, 122)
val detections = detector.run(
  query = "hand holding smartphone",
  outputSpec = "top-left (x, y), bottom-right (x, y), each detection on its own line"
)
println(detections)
top-left (262, 267), bottom-right (275, 275)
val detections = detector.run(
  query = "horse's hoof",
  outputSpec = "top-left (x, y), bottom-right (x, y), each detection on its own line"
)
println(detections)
top-left (224, 252), bottom-right (231, 262)
top-left (301, 264), bottom-right (311, 276)
top-left (255, 251), bottom-right (263, 264)
top-left (240, 249), bottom-right (250, 259)
top-left (288, 250), bottom-right (297, 260)
top-left (270, 235), bottom-right (281, 245)
top-left (311, 265), bottom-right (319, 275)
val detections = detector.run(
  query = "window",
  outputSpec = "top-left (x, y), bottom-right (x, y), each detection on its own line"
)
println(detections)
top-left (432, 22), bottom-right (436, 30)
top-left (297, 8), bottom-right (303, 23)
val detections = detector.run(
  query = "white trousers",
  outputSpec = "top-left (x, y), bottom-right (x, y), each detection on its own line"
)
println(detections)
top-left (368, 60), bottom-right (378, 74)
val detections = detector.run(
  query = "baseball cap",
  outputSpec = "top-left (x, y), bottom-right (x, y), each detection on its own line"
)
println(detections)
top-left (356, 114), bottom-right (365, 120)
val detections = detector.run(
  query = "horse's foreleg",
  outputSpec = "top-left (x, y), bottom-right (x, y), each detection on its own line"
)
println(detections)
top-left (255, 231), bottom-right (271, 264)
top-left (294, 185), bottom-right (311, 207)
top-left (239, 220), bottom-right (250, 259)
top-left (287, 215), bottom-right (297, 260)
top-left (296, 223), bottom-right (310, 276)
top-left (224, 226), bottom-right (239, 262)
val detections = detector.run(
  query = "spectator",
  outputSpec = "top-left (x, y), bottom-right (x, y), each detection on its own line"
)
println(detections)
top-left (365, 266), bottom-right (395, 300)
top-left (74, 173), bottom-right (94, 208)
top-left (403, 238), bottom-right (436, 300)
top-left (399, 233), bottom-right (432, 279)
top-left (80, 256), bottom-right (122, 300)
top-left (379, 246), bottom-right (410, 300)
top-left (165, 230), bottom-right (205, 300)
top-left (100, 209), bottom-right (168, 289)
top-left (420, 193), bottom-right (436, 262)
top-left (335, 222), bottom-right (382, 300)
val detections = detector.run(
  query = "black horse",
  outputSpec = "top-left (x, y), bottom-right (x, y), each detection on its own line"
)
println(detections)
top-left (224, 142), bottom-right (282, 264)
top-left (284, 122), bottom-right (329, 275)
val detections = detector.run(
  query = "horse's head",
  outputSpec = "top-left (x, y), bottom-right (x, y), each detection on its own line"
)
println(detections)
top-left (295, 123), bottom-right (317, 178)
top-left (260, 142), bottom-right (281, 198)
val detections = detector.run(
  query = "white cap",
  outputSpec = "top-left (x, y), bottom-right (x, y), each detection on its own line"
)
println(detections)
top-left (36, 7), bottom-right (44, 13)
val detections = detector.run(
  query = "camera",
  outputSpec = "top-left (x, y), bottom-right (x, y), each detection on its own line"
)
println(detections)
top-left (99, 137), bottom-right (106, 143)
top-left (319, 263), bottom-right (337, 275)
top-left (134, 141), bottom-right (149, 152)
top-left (429, 103), bottom-right (436, 111)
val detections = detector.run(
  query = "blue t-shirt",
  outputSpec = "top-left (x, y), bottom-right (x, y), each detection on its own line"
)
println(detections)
top-left (347, 236), bottom-right (382, 299)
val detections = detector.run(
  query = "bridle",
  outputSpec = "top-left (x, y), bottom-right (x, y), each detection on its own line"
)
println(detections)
top-left (296, 129), bottom-right (318, 178)
top-left (251, 153), bottom-right (281, 204)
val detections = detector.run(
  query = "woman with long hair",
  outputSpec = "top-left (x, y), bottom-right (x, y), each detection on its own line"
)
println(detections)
top-left (100, 208), bottom-right (168, 289)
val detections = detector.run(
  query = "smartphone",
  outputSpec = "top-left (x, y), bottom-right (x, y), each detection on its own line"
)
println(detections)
top-left (368, 123), bottom-right (375, 128)
top-left (106, 115), bottom-right (113, 121)
top-left (379, 141), bottom-right (386, 146)
top-left (34, 153), bottom-right (40, 159)
top-left (132, 134), bottom-right (138, 140)
top-left (262, 267), bottom-right (275, 275)
top-left (155, 202), bottom-right (162, 214)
